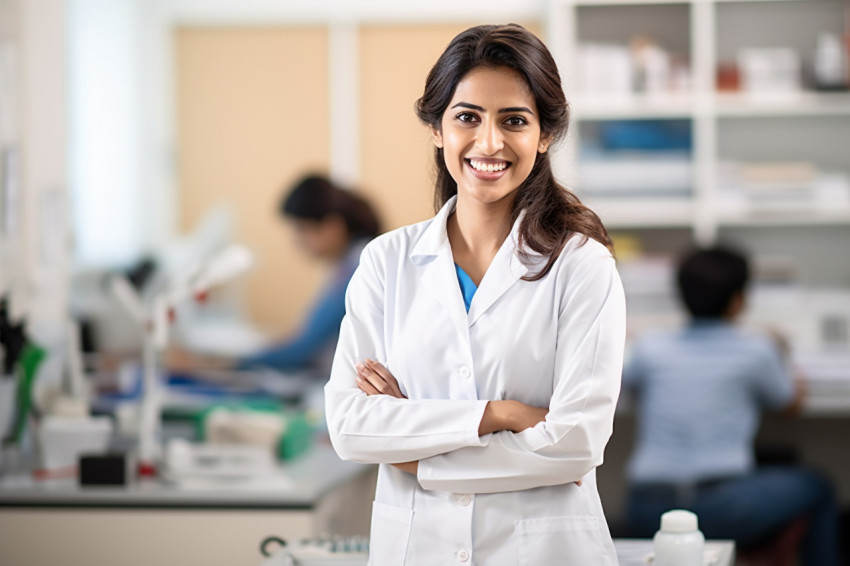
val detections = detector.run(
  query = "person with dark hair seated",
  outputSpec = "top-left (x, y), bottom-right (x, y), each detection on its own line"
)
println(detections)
top-left (622, 246), bottom-right (841, 566)
top-left (170, 174), bottom-right (381, 376)
top-left (234, 174), bottom-right (381, 373)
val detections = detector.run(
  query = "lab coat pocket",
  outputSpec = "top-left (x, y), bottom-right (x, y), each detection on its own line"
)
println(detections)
top-left (514, 515), bottom-right (607, 566)
top-left (368, 501), bottom-right (413, 566)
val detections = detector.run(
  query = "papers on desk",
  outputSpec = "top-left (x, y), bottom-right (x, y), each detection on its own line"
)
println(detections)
top-left (793, 348), bottom-right (850, 414)
top-left (160, 439), bottom-right (295, 491)
top-left (794, 349), bottom-right (850, 389)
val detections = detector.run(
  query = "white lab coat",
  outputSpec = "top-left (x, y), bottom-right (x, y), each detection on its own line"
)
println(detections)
top-left (325, 196), bottom-right (626, 566)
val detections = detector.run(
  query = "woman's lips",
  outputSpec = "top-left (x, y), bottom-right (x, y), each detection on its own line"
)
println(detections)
top-left (465, 158), bottom-right (511, 180)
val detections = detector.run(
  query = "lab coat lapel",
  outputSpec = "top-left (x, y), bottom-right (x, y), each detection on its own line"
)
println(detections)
top-left (467, 213), bottom-right (529, 327)
top-left (410, 197), bottom-right (470, 340)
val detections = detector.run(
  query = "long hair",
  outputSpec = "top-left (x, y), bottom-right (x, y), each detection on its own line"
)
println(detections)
top-left (415, 24), bottom-right (612, 281)
top-left (281, 174), bottom-right (381, 240)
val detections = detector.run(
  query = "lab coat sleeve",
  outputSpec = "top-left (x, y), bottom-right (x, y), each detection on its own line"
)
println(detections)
top-left (325, 243), bottom-right (489, 465)
top-left (417, 243), bottom-right (626, 493)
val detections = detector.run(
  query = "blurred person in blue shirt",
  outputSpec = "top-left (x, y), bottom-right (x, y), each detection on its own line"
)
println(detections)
top-left (234, 174), bottom-right (381, 374)
top-left (171, 174), bottom-right (381, 376)
top-left (622, 246), bottom-right (841, 566)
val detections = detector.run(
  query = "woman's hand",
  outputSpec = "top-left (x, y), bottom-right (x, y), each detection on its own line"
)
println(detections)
top-left (478, 401), bottom-right (581, 485)
top-left (479, 400), bottom-right (548, 435)
top-left (355, 359), bottom-right (407, 399)
top-left (391, 461), bottom-right (418, 474)
top-left (353, 362), bottom-right (571, 483)
top-left (354, 360), bottom-right (416, 474)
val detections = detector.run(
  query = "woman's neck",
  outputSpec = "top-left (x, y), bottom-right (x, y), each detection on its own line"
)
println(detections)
top-left (447, 194), bottom-right (514, 285)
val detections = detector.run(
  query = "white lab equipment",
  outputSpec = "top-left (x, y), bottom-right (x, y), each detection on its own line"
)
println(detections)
top-left (813, 33), bottom-right (848, 90)
top-left (738, 48), bottom-right (802, 95)
top-left (36, 414), bottom-right (112, 471)
top-left (653, 509), bottom-right (705, 566)
top-left (108, 243), bottom-right (254, 474)
top-left (161, 438), bottom-right (283, 486)
top-left (37, 318), bottom-right (91, 419)
top-left (258, 536), bottom-right (368, 566)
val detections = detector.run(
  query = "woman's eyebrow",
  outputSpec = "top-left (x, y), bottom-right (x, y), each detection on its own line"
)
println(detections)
top-left (451, 102), bottom-right (485, 112)
top-left (450, 102), bottom-right (534, 115)
top-left (499, 106), bottom-right (534, 115)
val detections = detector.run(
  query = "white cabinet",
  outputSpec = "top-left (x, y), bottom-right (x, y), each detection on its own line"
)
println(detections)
top-left (546, 0), bottom-right (850, 246)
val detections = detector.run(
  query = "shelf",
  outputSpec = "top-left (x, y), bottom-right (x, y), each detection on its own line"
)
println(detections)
top-left (715, 92), bottom-right (850, 118)
top-left (570, 94), bottom-right (694, 120)
top-left (584, 197), bottom-right (694, 228)
top-left (551, 0), bottom-right (850, 241)
top-left (570, 92), bottom-right (850, 120)
top-left (716, 204), bottom-right (850, 227)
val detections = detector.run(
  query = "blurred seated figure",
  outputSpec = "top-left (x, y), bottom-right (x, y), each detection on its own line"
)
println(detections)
top-left (621, 246), bottom-right (841, 566)
top-left (171, 174), bottom-right (381, 376)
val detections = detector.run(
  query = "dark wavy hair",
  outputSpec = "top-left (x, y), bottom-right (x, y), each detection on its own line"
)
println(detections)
top-left (415, 24), bottom-right (612, 281)
top-left (281, 174), bottom-right (381, 240)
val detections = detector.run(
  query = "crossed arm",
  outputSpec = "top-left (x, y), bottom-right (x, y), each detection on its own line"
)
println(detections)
top-left (354, 358), bottom-right (558, 478)
top-left (325, 243), bottom-right (624, 493)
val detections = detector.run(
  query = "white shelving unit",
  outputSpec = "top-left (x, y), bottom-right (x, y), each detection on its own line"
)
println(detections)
top-left (546, 0), bottom-right (850, 245)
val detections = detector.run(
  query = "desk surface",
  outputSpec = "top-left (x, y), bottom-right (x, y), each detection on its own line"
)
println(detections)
top-left (0, 443), bottom-right (369, 509)
top-left (259, 539), bottom-right (736, 566)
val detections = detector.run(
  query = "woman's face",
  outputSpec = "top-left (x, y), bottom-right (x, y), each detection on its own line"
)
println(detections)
top-left (290, 215), bottom-right (348, 261)
top-left (432, 66), bottom-right (549, 208)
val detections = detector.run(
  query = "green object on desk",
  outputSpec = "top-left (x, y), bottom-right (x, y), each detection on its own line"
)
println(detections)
top-left (8, 342), bottom-right (46, 445)
top-left (191, 402), bottom-right (315, 461)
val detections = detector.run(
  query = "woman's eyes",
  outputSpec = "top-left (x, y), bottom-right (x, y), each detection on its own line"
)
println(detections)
top-left (453, 112), bottom-right (529, 128)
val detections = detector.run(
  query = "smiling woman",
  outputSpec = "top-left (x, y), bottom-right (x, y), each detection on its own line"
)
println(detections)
top-left (325, 24), bottom-right (626, 566)
top-left (435, 67), bottom-right (543, 209)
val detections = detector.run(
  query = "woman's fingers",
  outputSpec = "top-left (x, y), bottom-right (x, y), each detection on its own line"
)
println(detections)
top-left (355, 361), bottom-right (406, 398)
top-left (364, 359), bottom-right (406, 399)
top-left (356, 372), bottom-right (381, 396)
top-left (356, 363), bottom-right (386, 395)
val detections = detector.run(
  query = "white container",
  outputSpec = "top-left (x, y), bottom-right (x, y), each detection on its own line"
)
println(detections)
top-left (653, 509), bottom-right (705, 566)
top-left (37, 415), bottom-right (113, 471)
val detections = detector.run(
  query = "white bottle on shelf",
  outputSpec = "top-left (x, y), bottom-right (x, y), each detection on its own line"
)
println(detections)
top-left (653, 509), bottom-right (705, 566)
top-left (813, 32), bottom-right (848, 90)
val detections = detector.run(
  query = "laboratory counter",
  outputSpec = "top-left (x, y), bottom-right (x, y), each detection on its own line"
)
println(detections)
top-left (0, 442), bottom-right (365, 509)
top-left (0, 443), bottom-right (376, 566)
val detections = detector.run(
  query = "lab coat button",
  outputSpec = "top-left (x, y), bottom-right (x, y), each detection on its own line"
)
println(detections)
top-left (458, 549), bottom-right (470, 562)
top-left (457, 494), bottom-right (471, 506)
top-left (459, 367), bottom-right (470, 378)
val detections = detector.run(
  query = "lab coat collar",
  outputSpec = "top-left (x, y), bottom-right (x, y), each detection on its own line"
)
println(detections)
top-left (409, 196), bottom-right (457, 264)
top-left (467, 221), bottom-right (529, 327)
top-left (409, 195), bottom-right (531, 330)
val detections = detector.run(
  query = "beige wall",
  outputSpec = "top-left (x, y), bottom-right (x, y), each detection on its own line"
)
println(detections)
top-left (358, 24), bottom-right (473, 231)
top-left (176, 27), bottom-right (329, 332)
top-left (176, 22), bottom-right (541, 331)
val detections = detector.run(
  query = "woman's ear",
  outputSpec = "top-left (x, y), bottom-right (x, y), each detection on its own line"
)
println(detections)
top-left (537, 134), bottom-right (552, 154)
top-left (431, 126), bottom-right (443, 149)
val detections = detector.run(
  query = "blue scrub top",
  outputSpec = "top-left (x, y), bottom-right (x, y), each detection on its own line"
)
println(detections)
top-left (454, 264), bottom-right (478, 312)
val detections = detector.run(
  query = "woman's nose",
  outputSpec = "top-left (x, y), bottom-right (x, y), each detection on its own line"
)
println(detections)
top-left (475, 120), bottom-right (503, 155)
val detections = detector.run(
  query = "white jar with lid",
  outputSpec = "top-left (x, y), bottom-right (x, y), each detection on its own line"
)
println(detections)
top-left (653, 509), bottom-right (705, 566)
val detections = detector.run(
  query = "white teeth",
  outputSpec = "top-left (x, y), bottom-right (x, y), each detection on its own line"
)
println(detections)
top-left (469, 159), bottom-right (508, 173)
